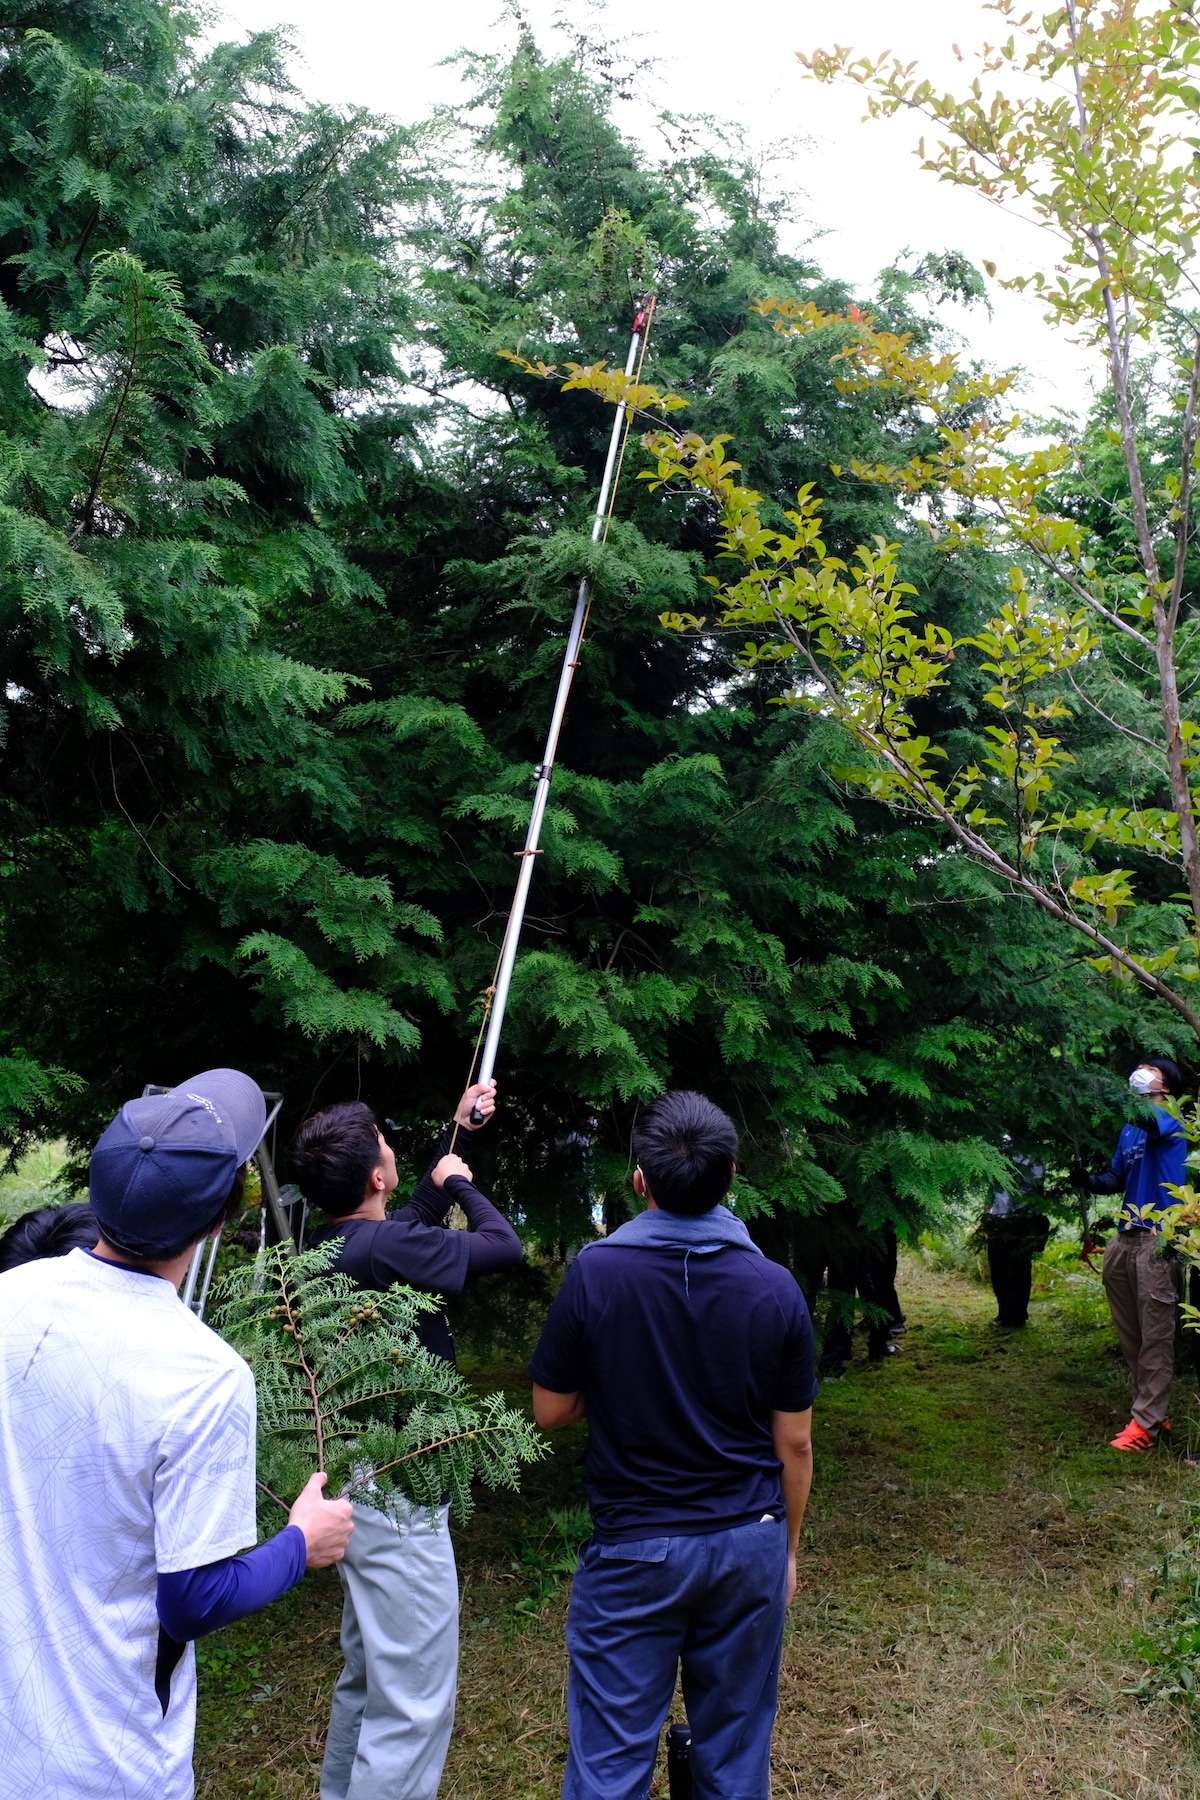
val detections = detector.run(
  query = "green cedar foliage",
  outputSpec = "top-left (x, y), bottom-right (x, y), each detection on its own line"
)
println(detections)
top-left (0, 1054), bottom-right (80, 1139)
top-left (0, 0), bottom-right (440, 1136)
top-left (361, 30), bottom-right (1148, 1245)
top-left (214, 1243), bottom-right (545, 1532)
top-left (0, 5), bottom-right (1149, 1272)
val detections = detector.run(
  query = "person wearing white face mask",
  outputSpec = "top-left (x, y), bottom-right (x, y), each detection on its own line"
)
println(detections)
top-left (1075, 1057), bottom-right (1187, 1451)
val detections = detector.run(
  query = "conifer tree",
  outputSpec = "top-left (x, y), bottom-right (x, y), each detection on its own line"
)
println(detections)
top-left (368, 28), bottom-right (1143, 1240)
top-left (0, 3), bottom-right (1145, 1295)
top-left (0, 0), bottom-right (440, 1136)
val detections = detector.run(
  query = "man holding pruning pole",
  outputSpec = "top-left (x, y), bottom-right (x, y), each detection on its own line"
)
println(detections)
top-left (530, 1089), bottom-right (816, 1800)
top-left (291, 1078), bottom-right (523, 1800)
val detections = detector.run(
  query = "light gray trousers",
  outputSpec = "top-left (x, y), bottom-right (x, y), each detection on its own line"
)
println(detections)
top-left (320, 1501), bottom-right (458, 1800)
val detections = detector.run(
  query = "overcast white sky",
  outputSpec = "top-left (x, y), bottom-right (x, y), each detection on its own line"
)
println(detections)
top-left (208, 0), bottom-right (1099, 419)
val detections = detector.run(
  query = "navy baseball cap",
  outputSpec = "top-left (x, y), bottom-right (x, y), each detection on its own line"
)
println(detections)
top-left (90, 1069), bottom-right (266, 1257)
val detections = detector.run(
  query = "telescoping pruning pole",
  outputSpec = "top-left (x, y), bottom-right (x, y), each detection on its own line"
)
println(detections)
top-left (468, 299), bottom-right (655, 1119)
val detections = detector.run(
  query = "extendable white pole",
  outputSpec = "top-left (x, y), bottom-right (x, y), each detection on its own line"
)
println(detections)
top-left (474, 306), bottom-right (650, 1096)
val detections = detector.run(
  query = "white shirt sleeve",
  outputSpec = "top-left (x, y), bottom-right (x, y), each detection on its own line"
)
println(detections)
top-left (153, 1355), bottom-right (259, 1573)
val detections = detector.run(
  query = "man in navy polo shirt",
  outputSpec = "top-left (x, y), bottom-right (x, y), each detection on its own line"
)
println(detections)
top-left (530, 1090), bottom-right (816, 1800)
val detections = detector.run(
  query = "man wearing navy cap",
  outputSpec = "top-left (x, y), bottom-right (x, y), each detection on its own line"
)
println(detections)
top-left (0, 1070), bottom-right (354, 1800)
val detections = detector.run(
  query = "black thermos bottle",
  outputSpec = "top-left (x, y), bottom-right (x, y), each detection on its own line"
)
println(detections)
top-left (666, 1721), bottom-right (693, 1800)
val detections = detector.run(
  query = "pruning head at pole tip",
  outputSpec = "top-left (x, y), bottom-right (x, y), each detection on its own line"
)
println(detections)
top-left (632, 292), bottom-right (656, 334)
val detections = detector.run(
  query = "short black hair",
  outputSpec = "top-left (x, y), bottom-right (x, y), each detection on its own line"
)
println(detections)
top-left (0, 1202), bottom-right (99, 1273)
top-left (633, 1090), bottom-right (738, 1216)
top-left (98, 1165), bottom-right (249, 1263)
top-left (289, 1101), bottom-right (382, 1214)
top-left (1140, 1056), bottom-right (1186, 1097)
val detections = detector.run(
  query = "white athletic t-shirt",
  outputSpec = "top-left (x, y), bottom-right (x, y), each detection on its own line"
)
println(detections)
top-left (0, 1248), bottom-right (258, 1800)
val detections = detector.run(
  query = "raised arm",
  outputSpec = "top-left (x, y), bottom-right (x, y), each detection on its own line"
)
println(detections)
top-left (444, 1172), bottom-right (523, 1273)
top-left (396, 1078), bottom-right (522, 1274)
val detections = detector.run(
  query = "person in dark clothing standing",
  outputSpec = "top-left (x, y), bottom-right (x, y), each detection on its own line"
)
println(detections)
top-left (290, 1080), bottom-right (524, 1800)
top-left (856, 1221), bottom-right (906, 1359)
top-left (1075, 1057), bottom-right (1187, 1452)
top-left (789, 1204), bottom-right (904, 1377)
top-left (977, 1142), bottom-right (1051, 1329)
top-left (530, 1090), bottom-right (816, 1800)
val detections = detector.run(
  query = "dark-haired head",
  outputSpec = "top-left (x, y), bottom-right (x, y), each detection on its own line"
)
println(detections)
top-left (1140, 1056), bottom-right (1186, 1097)
top-left (0, 1203), bottom-right (99, 1274)
top-left (632, 1090), bottom-right (739, 1217)
top-left (289, 1102), bottom-right (382, 1215)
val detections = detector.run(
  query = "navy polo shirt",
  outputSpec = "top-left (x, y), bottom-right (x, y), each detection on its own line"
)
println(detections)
top-left (528, 1241), bottom-right (816, 1542)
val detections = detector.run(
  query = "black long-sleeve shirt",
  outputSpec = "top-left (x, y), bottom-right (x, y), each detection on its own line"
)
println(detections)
top-left (306, 1126), bottom-right (523, 1364)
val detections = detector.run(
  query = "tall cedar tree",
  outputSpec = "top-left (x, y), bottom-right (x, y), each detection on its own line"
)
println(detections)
top-left (0, 5), bottom-right (1151, 1300)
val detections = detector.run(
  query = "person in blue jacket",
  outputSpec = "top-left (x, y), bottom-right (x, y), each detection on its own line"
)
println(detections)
top-left (1078, 1057), bottom-right (1187, 1451)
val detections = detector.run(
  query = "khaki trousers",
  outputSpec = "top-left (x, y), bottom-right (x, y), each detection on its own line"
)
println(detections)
top-left (1102, 1229), bottom-right (1182, 1431)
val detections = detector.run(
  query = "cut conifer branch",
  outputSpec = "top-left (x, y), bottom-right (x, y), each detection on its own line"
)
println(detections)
top-left (215, 1245), bottom-right (545, 1529)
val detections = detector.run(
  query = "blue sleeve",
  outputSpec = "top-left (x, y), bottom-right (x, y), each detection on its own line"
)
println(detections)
top-left (1089, 1165), bottom-right (1124, 1195)
top-left (1153, 1108), bottom-right (1189, 1199)
top-left (528, 1260), bottom-right (588, 1393)
top-left (156, 1524), bottom-right (307, 1642)
top-left (1143, 1104), bottom-right (1183, 1143)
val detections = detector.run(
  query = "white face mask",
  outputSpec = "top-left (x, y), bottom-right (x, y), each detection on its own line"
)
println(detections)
top-left (1129, 1067), bottom-right (1162, 1096)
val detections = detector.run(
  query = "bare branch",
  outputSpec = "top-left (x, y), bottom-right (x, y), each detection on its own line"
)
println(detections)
top-left (1064, 668), bottom-right (1164, 756)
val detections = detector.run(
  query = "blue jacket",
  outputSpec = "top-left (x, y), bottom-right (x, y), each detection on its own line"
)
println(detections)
top-left (1090, 1105), bottom-right (1187, 1231)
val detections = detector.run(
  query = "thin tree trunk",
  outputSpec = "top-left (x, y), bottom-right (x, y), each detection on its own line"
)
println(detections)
top-left (1065, 0), bottom-right (1200, 937)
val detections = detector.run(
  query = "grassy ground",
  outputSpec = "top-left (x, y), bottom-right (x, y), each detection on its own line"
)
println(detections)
top-left (194, 1249), bottom-right (1200, 1799)
top-left (0, 1139), bottom-right (71, 1225)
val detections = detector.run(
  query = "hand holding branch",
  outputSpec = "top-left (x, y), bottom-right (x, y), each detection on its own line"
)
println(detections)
top-left (288, 1471), bottom-right (354, 1568)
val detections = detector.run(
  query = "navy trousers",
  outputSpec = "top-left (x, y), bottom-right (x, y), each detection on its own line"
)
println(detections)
top-left (563, 1516), bottom-right (788, 1800)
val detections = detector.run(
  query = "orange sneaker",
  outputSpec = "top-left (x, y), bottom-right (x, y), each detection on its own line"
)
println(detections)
top-left (1109, 1419), bottom-right (1165, 1451)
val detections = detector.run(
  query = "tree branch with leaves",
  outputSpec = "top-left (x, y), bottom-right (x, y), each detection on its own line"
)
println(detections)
top-left (215, 1244), bottom-right (545, 1531)
top-left (510, 0), bottom-right (1200, 1050)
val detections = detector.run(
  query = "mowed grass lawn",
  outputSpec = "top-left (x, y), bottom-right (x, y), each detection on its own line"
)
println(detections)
top-left (195, 1250), bottom-right (1200, 1799)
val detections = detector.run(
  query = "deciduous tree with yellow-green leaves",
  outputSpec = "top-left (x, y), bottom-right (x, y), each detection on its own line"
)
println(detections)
top-left (547, 0), bottom-right (1200, 1051)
